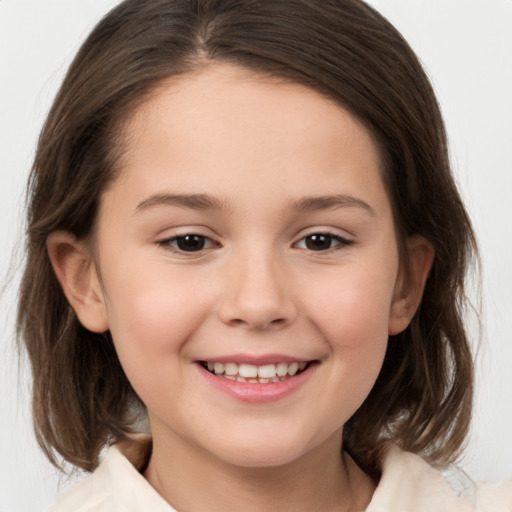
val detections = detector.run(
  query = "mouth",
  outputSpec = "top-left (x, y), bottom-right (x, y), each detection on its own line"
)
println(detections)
top-left (199, 360), bottom-right (312, 384)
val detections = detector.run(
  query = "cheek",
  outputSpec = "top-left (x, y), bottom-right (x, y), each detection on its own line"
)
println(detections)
top-left (301, 261), bottom-right (396, 359)
top-left (100, 272), bottom-right (208, 411)
top-left (312, 272), bottom-right (393, 326)
top-left (301, 267), bottom-right (395, 426)
top-left (100, 262), bottom-right (209, 363)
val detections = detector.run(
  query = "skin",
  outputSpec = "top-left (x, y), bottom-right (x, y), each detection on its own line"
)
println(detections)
top-left (48, 64), bottom-right (433, 511)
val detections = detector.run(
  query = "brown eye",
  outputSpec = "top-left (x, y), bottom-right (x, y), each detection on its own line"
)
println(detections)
top-left (305, 234), bottom-right (334, 251)
top-left (296, 233), bottom-right (352, 251)
top-left (160, 234), bottom-right (216, 253)
top-left (175, 235), bottom-right (207, 251)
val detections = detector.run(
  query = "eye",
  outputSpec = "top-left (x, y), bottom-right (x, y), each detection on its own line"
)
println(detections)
top-left (295, 233), bottom-right (352, 251)
top-left (160, 234), bottom-right (216, 253)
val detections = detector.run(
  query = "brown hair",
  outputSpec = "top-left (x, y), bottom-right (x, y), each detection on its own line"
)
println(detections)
top-left (18, 0), bottom-right (476, 475)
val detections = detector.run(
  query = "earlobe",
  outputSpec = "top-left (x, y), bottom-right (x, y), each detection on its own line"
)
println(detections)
top-left (388, 235), bottom-right (434, 335)
top-left (46, 231), bottom-right (109, 333)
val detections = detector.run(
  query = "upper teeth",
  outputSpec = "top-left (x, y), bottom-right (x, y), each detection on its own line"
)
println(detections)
top-left (207, 361), bottom-right (307, 379)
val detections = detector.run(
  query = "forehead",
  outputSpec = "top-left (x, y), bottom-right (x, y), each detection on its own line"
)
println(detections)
top-left (107, 63), bottom-right (389, 216)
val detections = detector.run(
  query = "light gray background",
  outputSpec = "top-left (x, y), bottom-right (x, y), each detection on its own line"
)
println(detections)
top-left (1, 1), bottom-right (511, 510)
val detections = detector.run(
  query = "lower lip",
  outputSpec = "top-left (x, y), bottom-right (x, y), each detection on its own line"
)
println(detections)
top-left (197, 363), bottom-right (316, 403)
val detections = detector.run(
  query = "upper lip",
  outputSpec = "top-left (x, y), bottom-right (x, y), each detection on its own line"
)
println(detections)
top-left (195, 354), bottom-right (314, 365)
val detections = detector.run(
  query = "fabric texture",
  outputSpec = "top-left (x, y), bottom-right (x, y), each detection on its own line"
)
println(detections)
top-left (48, 434), bottom-right (508, 511)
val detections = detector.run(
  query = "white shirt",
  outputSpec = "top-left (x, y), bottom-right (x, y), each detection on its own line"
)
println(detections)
top-left (48, 434), bottom-right (509, 511)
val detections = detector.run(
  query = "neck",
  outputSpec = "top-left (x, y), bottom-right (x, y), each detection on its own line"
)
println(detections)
top-left (144, 425), bottom-right (375, 512)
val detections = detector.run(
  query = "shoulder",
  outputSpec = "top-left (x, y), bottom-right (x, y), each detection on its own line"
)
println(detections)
top-left (47, 434), bottom-right (174, 512)
top-left (366, 444), bottom-right (475, 512)
top-left (476, 478), bottom-right (512, 512)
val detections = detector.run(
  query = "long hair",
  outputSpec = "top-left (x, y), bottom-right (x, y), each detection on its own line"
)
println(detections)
top-left (17, 0), bottom-right (476, 474)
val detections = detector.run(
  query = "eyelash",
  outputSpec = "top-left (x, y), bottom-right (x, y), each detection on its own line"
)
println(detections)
top-left (294, 232), bottom-right (354, 252)
top-left (157, 233), bottom-right (218, 254)
top-left (157, 230), bottom-right (354, 256)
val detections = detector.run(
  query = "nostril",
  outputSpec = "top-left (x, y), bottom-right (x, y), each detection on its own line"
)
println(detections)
top-left (227, 316), bottom-right (288, 329)
top-left (217, 282), bottom-right (298, 329)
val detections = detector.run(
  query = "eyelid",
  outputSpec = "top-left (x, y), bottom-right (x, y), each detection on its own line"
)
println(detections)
top-left (154, 226), bottom-right (354, 256)
top-left (293, 229), bottom-right (355, 251)
top-left (156, 229), bottom-right (221, 255)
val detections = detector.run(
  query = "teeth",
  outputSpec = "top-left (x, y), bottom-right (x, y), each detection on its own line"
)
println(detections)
top-left (257, 364), bottom-right (276, 379)
top-left (224, 363), bottom-right (238, 376)
top-left (239, 364), bottom-right (258, 378)
top-left (276, 363), bottom-right (288, 377)
top-left (204, 360), bottom-right (309, 382)
top-left (288, 362), bottom-right (299, 376)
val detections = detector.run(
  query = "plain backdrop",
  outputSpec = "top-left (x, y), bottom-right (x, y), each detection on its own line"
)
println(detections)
top-left (1, 1), bottom-right (511, 510)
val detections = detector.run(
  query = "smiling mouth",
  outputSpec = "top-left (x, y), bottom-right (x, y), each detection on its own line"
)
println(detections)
top-left (199, 361), bottom-right (312, 384)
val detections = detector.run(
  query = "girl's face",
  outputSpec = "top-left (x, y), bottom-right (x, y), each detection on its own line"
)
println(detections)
top-left (75, 64), bottom-right (427, 467)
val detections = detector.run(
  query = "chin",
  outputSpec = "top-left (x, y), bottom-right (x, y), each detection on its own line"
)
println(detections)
top-left (214, 444), bottom-right (306, 469)
top-left (202, 425), bottom-right (322, 469)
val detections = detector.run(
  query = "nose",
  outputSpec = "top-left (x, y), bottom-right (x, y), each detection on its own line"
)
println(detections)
top-left (218, 248), bottom-right (298, 331)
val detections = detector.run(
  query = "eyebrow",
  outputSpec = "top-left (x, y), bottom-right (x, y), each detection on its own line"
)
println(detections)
top-left (134, 192), bottom-right (376, 216)
top-left (135, 193), bottom-right (230, 213)
top-left (291, 195), bottom-right (376, 216)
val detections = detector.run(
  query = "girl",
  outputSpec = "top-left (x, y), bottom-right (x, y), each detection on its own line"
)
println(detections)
top-left (16, 0), bottom-right (495, 510)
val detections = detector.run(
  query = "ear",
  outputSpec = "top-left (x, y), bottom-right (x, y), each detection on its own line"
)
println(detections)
top-left (388, 235), bottom-right (434, 335)
top-left (46, 231), bottom-right (109, 333)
